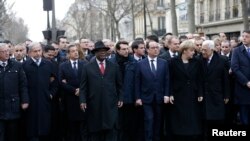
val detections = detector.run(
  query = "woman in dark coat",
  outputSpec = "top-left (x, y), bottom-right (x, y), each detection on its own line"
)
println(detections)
top-left (169, 40), bottom-right (203, 141)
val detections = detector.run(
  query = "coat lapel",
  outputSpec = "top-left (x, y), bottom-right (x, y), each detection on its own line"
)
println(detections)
top-left (66, 61), bottom-right (76, 76)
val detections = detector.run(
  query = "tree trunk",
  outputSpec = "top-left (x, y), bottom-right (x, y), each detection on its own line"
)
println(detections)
top-left (131, 0), bottom-right (135, 39)
top-left (146, 4), bottom-right (153, 34)
top-left (170, 0), bottom-right (178, 36)
top-left (241, 0), bottom-right (249, 30)
top-left (187, 0), bottom-right (195, 33)
top-left (115, 20), bottom-right (121, 40)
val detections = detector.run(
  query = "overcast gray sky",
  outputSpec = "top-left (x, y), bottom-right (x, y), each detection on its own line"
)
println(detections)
top-left (7, 0), bottom-right (74, 42)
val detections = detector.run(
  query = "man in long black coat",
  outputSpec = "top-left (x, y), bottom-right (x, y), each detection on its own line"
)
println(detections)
top-left (23, 43), bottom-right (58, 141)
top-left (80, 41), bottom-right (123, 141)
top-left (0, 43), bottom-right (29, 141)
top-left (201, 40), bottom-right (230, 138)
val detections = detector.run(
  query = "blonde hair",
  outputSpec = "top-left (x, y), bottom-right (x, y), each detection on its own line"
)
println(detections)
top-left (179, 40), bottom-right (195, 54)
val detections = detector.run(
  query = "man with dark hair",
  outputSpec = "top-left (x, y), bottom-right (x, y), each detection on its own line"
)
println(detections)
top-left (146, 35), bottom-right (159, 43)
top-left (135, 41), bottom-right (170, 141)
top-left (43, 45), bottom-right (55, 60)
top-left (57, 36), bottom-right (68, 63)
top-left (131, 40), bottom-right (145, 61)
top-left (110, 40), bottom-right (142, 141)
top-left (59, 44), bottom-right (87, 141)
top-left (231, 30), bottom-right (250, 125)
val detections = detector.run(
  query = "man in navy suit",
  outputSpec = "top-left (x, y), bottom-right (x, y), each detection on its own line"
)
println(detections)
top-left (59, 44), bottom-right (88, 141)
top-left (135, 41), bottom-right (170, 141)
top-left (231, 30), bottom-right (250, 125)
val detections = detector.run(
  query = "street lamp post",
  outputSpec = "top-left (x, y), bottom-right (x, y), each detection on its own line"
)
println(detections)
top-left (51, 0), bottom-right (57, 42)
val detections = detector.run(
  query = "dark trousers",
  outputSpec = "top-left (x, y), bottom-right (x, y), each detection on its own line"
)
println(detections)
top-left (66, 120), bottom-right (87, 141)
top-left (173, 135), bottom-right (202, 141)
top-left (143, 103), bottom-right (162, 141)
top-left (29, 136), bottom-right (50, 141)
top-left (239, 105), bottom-right (250, 125)
top-left (89, 129), bottom-right (117, 141)
top-left (0, 119), bottom-right (19, 141)
top-left (162, 104), bottom-right (173, 141)
top-left (204, 120), bottom-right (224, 141)
top-left (118, 104), bottom-right (144, 141)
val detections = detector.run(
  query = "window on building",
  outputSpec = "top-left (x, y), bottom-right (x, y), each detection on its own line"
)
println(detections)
top-left (233, 0), bottom-right (239, 17)
top-left (200, 1), bottom-right (204, 23)
top-left (225, 0), bottom-right (231, 19)
top-left (215, 0), bottom-right (221, 20)
top-left (158, 16), bottom-right (165, 30)
top-left (157, 16), bottom-right (166, 36)
top-left (157, 0), bottom-right (164, 7)
top-left (209, 0), bottom-right (214, 21)
top-left (247, 0), bottom-right (250, 15)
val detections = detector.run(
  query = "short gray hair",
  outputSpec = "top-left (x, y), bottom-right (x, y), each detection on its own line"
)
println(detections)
top-left (202, 40), bottom-right (215, 50)
top-left (0, 43), bottom-right (7, 48)
top-left (28, 42), bottom-right (42, 52)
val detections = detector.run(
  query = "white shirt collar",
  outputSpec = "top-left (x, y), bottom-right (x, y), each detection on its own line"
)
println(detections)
top-left (147, 56), bottom-right (157, 61)
top-left (208, 53), bottom-right (213, 62)
top-left (169, 50), bottom-right (177, 57)
top-left (134, 54), bottom-right (142, 61)
top-left (0, 61), bottom-right (8, 67)
top-left (244, 45), bottom-right (250, 51)
top-left (96, 59), bottom-right (106, 67)
top-left (32, 57), bottom-right (41, 64)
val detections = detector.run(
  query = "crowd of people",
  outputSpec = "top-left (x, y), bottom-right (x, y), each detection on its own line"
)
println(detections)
top-left (0, 30), bottom-right (249, 141)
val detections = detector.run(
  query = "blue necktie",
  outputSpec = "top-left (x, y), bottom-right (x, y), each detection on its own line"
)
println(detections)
top-left (73, 61), bottom-right (78, 76)
top-left (247, 48), bottom-right (250, 57)
top-left (150, 60), bottom-right (156, 75)
top-left (2, 62), bottom-right (6, 71)
top-left (35, 59), bottom-right (39, 66)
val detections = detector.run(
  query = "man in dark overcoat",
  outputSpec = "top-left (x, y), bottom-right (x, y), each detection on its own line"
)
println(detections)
top-left (0, 43), bottom-right (29, 141)
top-left (231, 30), bottom-right (250, 125)
top-left (59, 44), bottom-right (88, 141)
top-left (201, 40), bottom-right (230, 138)
top-left (79, 41), bottom-right (123, 141)
top-left (22, 43), bottom-right (58, 141)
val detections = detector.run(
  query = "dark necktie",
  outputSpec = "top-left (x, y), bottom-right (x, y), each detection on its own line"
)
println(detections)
top-left (2, 62), bottom-right (6, 71)
top-left (173, 53), bottom-right (177, 58)
top-left (150, 60), bottom-right (156, 75)
top-left (73, 61), bottom-right (78, 76)
top-left (247, 48), bottom-right (250, 57)
top-left (35, 59), bottom-right (39, 66)
top-left (207, 59), bottom-right (210, 66)
top-left (100, 62), bottom-right (105, 75)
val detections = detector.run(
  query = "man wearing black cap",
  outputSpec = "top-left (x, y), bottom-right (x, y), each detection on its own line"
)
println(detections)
top-left (80, 40), bottom-right (123, 141)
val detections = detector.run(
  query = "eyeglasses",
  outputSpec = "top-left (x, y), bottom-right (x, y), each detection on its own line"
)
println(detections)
top-left (196, 44), bottom-right (202, 46)
top-left (221, 46), bottom-right (229, 48)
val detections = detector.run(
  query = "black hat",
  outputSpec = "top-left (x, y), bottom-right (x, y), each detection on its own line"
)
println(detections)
top-left (91, 40), bottom-right (110, 54)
